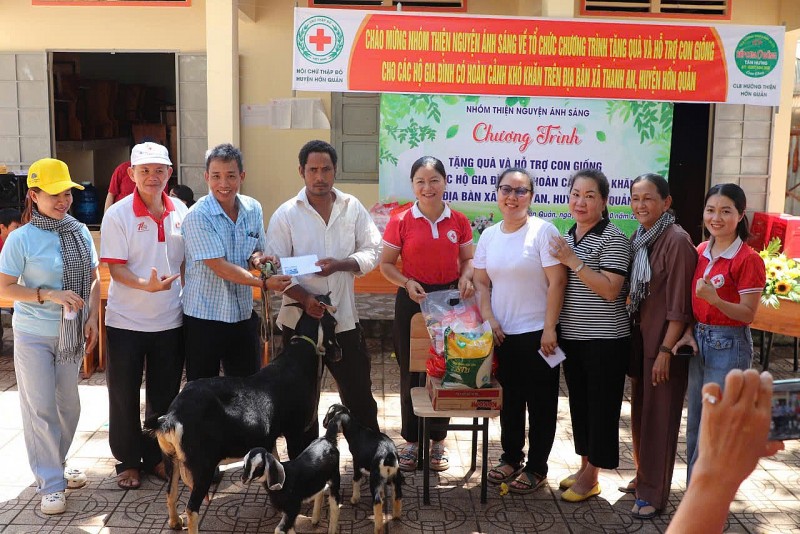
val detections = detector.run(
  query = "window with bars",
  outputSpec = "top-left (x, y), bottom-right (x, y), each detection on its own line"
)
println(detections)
top-left (308, 0), bottom-right (466, 12)
top-left (581, 0), bottom-right (730, 19)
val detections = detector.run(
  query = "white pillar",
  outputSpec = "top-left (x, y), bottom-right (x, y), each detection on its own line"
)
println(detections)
top-left (206, 0), bottom-right (240, 147)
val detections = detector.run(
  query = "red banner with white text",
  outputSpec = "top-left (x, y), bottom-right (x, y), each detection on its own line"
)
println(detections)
top-left (293, 8), bottom-right (784, 106)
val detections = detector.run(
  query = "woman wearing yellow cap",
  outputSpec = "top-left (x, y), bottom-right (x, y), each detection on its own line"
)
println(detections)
top-left (0, 158), bottom-right (100, 515)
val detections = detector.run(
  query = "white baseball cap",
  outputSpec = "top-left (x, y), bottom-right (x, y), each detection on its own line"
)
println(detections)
top-left (131, 142), bottom-right (172, 166)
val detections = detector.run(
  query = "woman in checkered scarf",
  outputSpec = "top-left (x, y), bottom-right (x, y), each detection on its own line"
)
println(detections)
top-left (0, 158), bottom-right (100, 515)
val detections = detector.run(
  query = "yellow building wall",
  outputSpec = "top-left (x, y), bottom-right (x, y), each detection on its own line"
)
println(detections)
top-left (2, 0), bottom-right (798, 219)
top-left (0, 0), bottom-right (206, 51)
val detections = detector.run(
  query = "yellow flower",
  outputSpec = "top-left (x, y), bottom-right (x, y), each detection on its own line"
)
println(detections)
top-left (776, 280), bottom-right (794, 296)
top-left (760, 237), bottom-right (800, 307)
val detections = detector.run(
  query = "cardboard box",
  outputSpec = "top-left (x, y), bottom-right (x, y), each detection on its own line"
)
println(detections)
top-left (426, 376), bottom-right (502, 411)
top-left (766, 215), bottom-right (800, 257)
top-left (748, 212), bottom-right (780, 251)
top-left (780, 216), bottom-right (800, 259)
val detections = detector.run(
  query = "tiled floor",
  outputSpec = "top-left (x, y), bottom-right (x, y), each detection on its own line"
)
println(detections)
top-left (1, 302), bottom-right (799, 533)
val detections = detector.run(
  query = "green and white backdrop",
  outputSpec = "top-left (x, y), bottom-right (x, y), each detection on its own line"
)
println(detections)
top-left (378, 94), bottom-right (674, 238)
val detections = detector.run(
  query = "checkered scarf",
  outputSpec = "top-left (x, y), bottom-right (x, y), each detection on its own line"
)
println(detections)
top-left (627, 211), bottom-right (675, 316)
top-left (29, 208), bottom-right (92, 364)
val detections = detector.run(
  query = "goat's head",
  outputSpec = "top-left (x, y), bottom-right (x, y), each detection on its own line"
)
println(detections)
top-left (242, 447), bottom-right (285, 491)
top-left (290, 292), bottom-right (341, 362)
top-left (322, 403), bottom-right (350, 430)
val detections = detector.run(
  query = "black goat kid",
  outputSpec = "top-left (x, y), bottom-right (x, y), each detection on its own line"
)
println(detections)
top-left (146, 295), bottom-right (338, 534)
top-left (242, 419), bottom-right (341, 534)
top-left (323, 403), bottom-right (403, 534)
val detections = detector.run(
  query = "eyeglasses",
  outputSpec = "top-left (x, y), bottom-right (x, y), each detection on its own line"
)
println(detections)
top-left (497, 185), bottom-right (532, 197)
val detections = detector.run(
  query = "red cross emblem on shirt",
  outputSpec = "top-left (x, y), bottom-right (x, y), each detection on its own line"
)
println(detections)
top-left (308, 28), bottom-right (332, 52)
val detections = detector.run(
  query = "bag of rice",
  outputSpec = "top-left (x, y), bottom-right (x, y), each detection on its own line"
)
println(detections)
top-left (442, 322), bottom-right (494, 389)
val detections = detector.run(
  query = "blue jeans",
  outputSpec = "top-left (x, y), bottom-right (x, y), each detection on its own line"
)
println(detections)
top-left (686, 323), bottom-right (753, 482)
top-left (13, 330), bottom-right (82, 494)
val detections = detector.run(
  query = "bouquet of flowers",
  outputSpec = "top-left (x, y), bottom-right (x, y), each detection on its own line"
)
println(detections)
top-left (760, 237), bottom-right (800, 308)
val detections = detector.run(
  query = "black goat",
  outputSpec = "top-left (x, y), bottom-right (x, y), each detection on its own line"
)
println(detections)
top-left (146, 295), bottom-right (338, 534)
top-left (242, 420), bottom-right (341, 534)
top-left (323, 403), bottom-right (402, 534)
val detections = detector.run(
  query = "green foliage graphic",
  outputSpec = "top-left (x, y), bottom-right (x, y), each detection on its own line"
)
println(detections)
top-left (380, 94), bottom-right (463, 164)
top-left (606, 101), bottom-right (674, 177)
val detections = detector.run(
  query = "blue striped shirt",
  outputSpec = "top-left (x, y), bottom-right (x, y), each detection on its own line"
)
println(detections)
top-left (182, 193), bottom-right (266, 322)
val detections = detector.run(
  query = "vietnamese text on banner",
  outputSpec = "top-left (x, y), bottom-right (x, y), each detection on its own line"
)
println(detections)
top-left (293, 7), bottom-right (784, 106)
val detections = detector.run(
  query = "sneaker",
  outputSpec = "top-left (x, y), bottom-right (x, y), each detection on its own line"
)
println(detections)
top-left (65, 468), bottom-right (87, 489)
top-left (41, 491), bottom-right (66, 515)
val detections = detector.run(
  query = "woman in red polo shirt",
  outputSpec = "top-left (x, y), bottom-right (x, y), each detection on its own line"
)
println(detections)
top-left (674, 183), bottom-right (766, 483)
top-left (380, 156), bottom-right (475, 472)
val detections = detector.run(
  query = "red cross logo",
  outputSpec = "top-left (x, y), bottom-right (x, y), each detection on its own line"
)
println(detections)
top-left (308, 28), bottom-right (332, 52)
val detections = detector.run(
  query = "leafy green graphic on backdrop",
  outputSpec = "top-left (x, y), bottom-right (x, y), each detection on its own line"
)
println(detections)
top-left (606, 100), bottom-right (673, 178)
top-left (380, 94), bottom-right (454, 165)
top-left (379, 94), bottom-right (673, 237)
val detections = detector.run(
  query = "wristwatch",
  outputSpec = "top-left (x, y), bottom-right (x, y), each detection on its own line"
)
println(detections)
top-left (658, 345), bottom-right (674, 356)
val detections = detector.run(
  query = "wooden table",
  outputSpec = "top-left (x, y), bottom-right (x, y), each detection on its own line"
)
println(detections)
top-left (0, 266), bottom-right (113, 377)
top-left (751, 300), bottom-right (800, 371)
top-left (411, 387), bottom-right (499, 504)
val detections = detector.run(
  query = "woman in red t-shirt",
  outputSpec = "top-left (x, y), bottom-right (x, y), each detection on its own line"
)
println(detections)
top-left (379, 156), bottom-right (475, 472)
top-left (674, 183), bottom-right (766, 483)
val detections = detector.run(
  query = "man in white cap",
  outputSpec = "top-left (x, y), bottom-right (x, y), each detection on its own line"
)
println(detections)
top-left (100, 141), bottom-right (188, 489)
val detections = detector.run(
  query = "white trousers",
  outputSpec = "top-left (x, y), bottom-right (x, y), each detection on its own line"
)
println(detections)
top-left (13, 330), bottom-right (81, 493)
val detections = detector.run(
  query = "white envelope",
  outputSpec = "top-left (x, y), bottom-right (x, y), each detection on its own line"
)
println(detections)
top-left (279, 254), bottom-right (322, 276)
top-left (538, 346), bottom-right (567, 368)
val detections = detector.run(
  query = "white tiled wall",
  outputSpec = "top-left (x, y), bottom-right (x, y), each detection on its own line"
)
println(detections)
top-left (0, 53), bottom-right (51, 172)
top-left (710, 103), bottom-right (773, 213)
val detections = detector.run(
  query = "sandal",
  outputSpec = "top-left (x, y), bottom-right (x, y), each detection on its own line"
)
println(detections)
top-left (117, 468), bottom-right (141, 490)
top-left (618, 479), bottom-right (636, 493)
top-left (430, 442), bottom-right (449, 472)
top-left (509, 472), bottom-right (547, 494)
top-left (398, 443), bottom-right (418, 472)
top-left (631, 498), bottom-right (658, 519)
top-left (488, 460), bottom-right (524, 484)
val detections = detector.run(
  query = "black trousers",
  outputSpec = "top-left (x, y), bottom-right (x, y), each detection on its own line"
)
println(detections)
top-left (106, 326), bottom-right (184, 474)
top-left (184, 311), bottom-right (261, 381)
top-left (561, 337), bottom-right (630, 469)
top-left (393, 284), bottom-right (453, 443)
top-left (281, 323), bottom-right (379, 444)
top-left (494, 330), bottom-right (560, 477)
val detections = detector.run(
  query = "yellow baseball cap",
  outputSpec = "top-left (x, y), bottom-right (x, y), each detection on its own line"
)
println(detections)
top-left (27, 158), bottom-right (85, 195)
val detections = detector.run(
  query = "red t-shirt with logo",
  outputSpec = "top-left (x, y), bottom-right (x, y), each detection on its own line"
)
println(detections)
top-left (691, 239), bottom-right (765, 326)
top-left (382, 203), bottom-right (474, 285)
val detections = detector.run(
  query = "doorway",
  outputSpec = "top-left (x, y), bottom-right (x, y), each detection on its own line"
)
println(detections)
top-left (668, 103), bottom-right (712, 244)
top-left (51, 51), bottom-right (178, 223)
